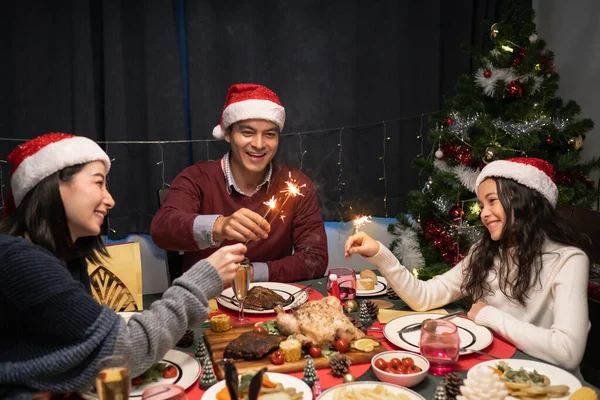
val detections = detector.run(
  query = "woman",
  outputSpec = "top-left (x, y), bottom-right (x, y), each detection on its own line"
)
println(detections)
top-left (345, 157), bottom-right (589, 374)
top-left (0, 133), bottom-right (246, 397)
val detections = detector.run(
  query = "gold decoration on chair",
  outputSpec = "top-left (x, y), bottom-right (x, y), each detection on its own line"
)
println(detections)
top-left (89, 266), bottom-right (139, 312)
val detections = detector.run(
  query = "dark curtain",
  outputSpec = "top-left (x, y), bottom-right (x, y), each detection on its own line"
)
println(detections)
top-left (0, 0), bottom-right (526, 238)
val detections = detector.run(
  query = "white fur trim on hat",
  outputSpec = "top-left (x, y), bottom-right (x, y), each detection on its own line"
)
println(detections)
top-left (475, 160), bottom-right (558, 206)
top-left (212, 99), bottom-right (286, 139)
top-left (11, 137), bottom-right (110, 206)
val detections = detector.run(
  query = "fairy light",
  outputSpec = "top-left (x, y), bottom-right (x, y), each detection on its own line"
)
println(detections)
top-left (299, 133), bottom-right (307, 171)
top-left (156, 143), bottom-right (168, 188)
top-left (380, 122), bottom-right (389, 217)
top-left (337, 127), bottom-right (345, 221)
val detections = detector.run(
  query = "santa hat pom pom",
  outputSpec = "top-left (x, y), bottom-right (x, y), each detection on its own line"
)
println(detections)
top-left (212, 125), bottom-right (225, 140)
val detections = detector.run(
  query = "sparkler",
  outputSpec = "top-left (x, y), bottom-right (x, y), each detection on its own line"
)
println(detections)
top-left (268, 172), bottom-right (306, 224)
top-left (244, 196), bottom-right (277, 245)
top-left (352, 215), bottom-right (372, 235)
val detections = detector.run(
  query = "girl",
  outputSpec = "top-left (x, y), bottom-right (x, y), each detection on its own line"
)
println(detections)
top-left (0, 133), bottom-right (246, 397)
top-left (345, 157), bottom-right (589, 374)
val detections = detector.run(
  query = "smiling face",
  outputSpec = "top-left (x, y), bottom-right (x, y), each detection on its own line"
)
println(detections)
top-left (477, 178), bottom-right (507, 241)
top-left (59, 160), bottom-right (115, 241)
top-left (225, 119), bottom-right (280, 184)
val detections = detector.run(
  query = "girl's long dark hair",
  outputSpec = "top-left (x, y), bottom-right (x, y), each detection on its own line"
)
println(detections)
top-left (462, 177), bottom-right (590, 304)
top-left (0, 164), bottom-right (108, 264)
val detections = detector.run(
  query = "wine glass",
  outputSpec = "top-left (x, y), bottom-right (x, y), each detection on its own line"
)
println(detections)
top-left (419, 319), bottom-right (460, 375)
top-left (231, 257), bottom-right (251, 322)
top-left (326, 268), bottom-right (357, 301)
top-left (95, 355), bottom-right (130, 400)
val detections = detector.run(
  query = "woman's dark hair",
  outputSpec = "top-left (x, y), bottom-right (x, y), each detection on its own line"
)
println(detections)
top-left (0, 164), bottom-right (108, 264)
top-left (462, 177), bottom-right (590, 304)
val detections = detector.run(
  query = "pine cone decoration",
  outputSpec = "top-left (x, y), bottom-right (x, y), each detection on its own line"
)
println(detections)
top-left (329, 354), bottom-right (351, 377)
top-left (363, 300), bottom-right (379, 320)
top-left (176, 329), bottom-right (195, 348)
top-left (387, 286), bottom-right (400, 300)
top-left (443, 372), bottom-right (464, 400)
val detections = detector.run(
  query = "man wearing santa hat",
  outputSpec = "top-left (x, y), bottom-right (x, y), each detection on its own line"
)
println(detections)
top-left (151, 83), bottom-right (328, 283)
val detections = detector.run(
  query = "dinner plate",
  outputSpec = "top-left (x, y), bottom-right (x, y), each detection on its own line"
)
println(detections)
top-left (356, 276), bottom-right (388, 297)
top-left (468, 359), bottom-right (581, 400)
top-left (383, 313), bottom-right (493, 355)
top-left (218, 282), bottom-right (309, 314)
top-left (81, 350), bottom-right (200, 399)
top-left (318, 381), bottom-right (426, 400)
top-left (202, 372), bottom-right (312, 400)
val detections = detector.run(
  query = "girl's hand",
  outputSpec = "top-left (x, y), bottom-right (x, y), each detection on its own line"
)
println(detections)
top-left (344, 232), bottom-right (380, 259)
top-left (205, 243), bottom-right (247, 285)
top-left (468, 301), bottom-right (488, 321)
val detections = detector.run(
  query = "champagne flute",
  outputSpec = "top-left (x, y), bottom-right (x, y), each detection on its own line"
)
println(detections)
top-left (95, 355), bottom-right (130, 400)
top-left (231, 257), bottom-right (251, 322)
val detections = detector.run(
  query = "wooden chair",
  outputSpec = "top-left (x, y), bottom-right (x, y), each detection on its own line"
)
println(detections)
top-left (88, 242), bottom-right (143, 312)
top-left (157, 188), bottom-right (184, 285)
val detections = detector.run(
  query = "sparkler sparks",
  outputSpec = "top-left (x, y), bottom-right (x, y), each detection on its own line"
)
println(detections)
top-left (352, 215), bottom-right (372, 234)
top-left (268, 172), bottom-right (306, 224)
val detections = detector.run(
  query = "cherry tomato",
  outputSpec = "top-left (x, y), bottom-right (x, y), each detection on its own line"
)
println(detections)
top-left (334, 339), bottom-right (349, 353)
top-left (389, 358), bottom-right (401, 369)
top-left (270, 350), bottom-right (284, 365)
top-left (374, 358), bottom-right (388, 370)
top-left (384, 367), bottom-right (395, 374)
top-left (132, 376), bottom-right (144, 386)
top-left (309, 345), bottom-right (322, 358)
top-left (401, 357), bottom-right (415, 368)
top-left (253, 325), bottom-right (266, 333)
top-left (162, 365), bottom-right (178, 379)
top-left (411, 365), bottom-right (423, 373)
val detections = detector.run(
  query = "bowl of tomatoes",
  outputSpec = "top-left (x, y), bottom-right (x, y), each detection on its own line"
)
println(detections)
top-left (371, 351), bottom-right (429, 387)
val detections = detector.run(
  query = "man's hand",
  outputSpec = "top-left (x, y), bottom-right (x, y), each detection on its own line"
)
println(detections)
top-left (468, 301), bottom-right (488, 321)
top-left (213, 208), bottom-right (271, 242)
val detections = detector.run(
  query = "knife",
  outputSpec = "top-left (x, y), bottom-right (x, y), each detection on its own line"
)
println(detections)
top-left (398, 311), bottom-right (463, 334)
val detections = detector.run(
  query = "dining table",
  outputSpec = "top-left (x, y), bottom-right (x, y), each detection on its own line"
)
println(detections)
top-left (156, 273), bottom-right (600, 399)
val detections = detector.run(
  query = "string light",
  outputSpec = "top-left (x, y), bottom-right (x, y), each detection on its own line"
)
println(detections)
top-left (381, 122), bottom-right (389, 217)
top-left (157, 143), bottom-right (168, 189)
top-left (299, 133), bottom-right (307, 171)
top-left (337, 127), bottom-right (345, 221)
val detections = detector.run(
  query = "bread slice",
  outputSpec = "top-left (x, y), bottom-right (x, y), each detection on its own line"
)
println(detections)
top-left (357, 270), bottom-right (377, 290)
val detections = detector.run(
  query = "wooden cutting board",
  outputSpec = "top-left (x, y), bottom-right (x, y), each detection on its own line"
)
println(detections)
top-left (204, 324), bottom-right (386, 380)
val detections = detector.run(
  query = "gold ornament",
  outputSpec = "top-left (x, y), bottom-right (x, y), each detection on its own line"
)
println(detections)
top-left (343, 299), bottom-right (358, 313)
top-left (343, 373), bottom-right (356, 383)
top-left (483, 146), bottom-right (500, 164)
top-left (490, 23), bottom-right (500, 40)
top-left (568, 135), bottom-right (583, 150)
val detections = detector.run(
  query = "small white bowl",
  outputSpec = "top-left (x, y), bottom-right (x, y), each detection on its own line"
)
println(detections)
top-left (371, 350), bottom-right (430, 387)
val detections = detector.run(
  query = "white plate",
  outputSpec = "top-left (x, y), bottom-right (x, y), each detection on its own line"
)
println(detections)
top-left (468, 359), bottom-right (582, 400)
top-left (356, 276), bottom-right (388, 297)
top-left (81, 350), bottom-right (200, 399)
top-left (318, 381), bottom-right (426, 400)
top-left (203, 372), bottom-right (312, 400)
top-left (384, 313), bottom-right (493, 355)
top-left (218, 282), bottom-right (309, 315)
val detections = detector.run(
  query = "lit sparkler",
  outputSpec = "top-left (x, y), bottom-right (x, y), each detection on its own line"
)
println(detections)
top-left (352, 215), bottom-right (372, 234)
top-left (268, 172), bottom-right (306, 224)
top-left (244, 196), bottom-right (278, 245)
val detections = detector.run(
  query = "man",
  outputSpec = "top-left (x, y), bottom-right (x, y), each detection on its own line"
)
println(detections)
top-left (151, 83), bottom-right (328, 282)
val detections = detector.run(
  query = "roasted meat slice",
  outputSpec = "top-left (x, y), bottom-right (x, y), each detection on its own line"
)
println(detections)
top-left (223, 331), bottom-right (286, 360)
top-left (244, 286), bottom-right (286, 309)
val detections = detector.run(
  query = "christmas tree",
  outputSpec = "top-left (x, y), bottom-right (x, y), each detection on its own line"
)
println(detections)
top-left (302, 355), bottom-right (319, 388)
top-left (390, 1), bottom-right (599, 281)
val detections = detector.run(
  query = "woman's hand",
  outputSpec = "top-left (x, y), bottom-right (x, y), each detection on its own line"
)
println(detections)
top-left (206, 243), bottom-right (247, 285)
top-left (344, 232), bottom-right (380, 259)
top-left (468, 301), bottom-right (488, 321)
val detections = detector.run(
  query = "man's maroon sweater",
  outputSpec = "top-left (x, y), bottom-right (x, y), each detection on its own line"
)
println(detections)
top-left (151, 159), bottom-right (328, 282)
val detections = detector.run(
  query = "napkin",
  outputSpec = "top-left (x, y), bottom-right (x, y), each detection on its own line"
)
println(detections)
top-left (377, 308), bottom-right (448, 324)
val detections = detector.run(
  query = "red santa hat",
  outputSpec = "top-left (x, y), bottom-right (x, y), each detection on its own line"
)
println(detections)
top-left (5, 132), bottom-right (111, 211)
top-left (212, 83), bottom-right (286, 139)
top-left (475, 157), bottom-right (558, 206)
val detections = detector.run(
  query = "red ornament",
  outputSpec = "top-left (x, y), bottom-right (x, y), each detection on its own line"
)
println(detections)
top-left (449, 204), bottom-right (464, 223)
top-left (511, 47), bottom-right (527, 67)
top-left (506, 80), bottom-right (524, 98)
top-left (546, 136), bottom-right (554, 145)
top-left (483, 69), bottom-right (492, 78)
top-left (446, 117), bottom-right (454, 126)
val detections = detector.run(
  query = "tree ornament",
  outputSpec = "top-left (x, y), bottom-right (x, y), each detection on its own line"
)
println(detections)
top-left (302, 355), bottom-right (319, 388)
top-left (343, 299), bottom-right (358, 313)
top-left (483, 69), bottom-right (492, 78)
top-left (362, 300), bottom-right (380, 320)
top-left (176, 329), bottom-right (195, 348)
top-left (490, 22), bottom-right (500, 41)
top-left (343, 373), bottom-right (356, 383)
top-left (194, 337), bottom-right (208, 364)
top-left (435, 149), bottom-right (444, 159)
top-left (443, 372), bottom-right (464, 400)
top-left (506, 80), bottom-right (524, 98)
top-left (512, 47), bottom-right (527, 67)
top-left (449, 204), bottom-right (464, 223)
top-left (434, 384), bottom-right (448, 400)
top-left (568, 135), bottom-right (583, 150)
top-left (483, 145), bottom-right (500, 164)
top-left (359, 302), bottom-right (372, 326)
top-left (199, 357), bottom-right (217, 390)
top-left (387, 286), bottom-right (400, 300)
top-left (311, 381), bottom-right (322, 398)
top-left (329, 354), bottom-right (352, 377)
top-left (546, 136), bottom-right (554, 145)
top-left (446, 117), bottom-right (454, 126)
